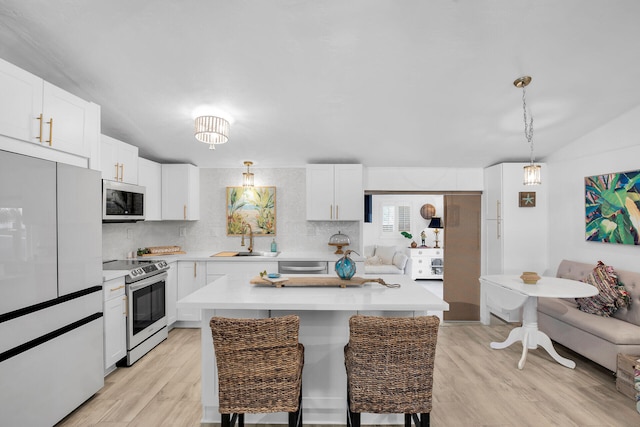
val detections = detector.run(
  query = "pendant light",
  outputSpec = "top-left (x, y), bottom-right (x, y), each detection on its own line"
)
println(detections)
top-left (514, 76), bottom-right (541, 185)
top-left (242, 161), bottom-right (254, 188)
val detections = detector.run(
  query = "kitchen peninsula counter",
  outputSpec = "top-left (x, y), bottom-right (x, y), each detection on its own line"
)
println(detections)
top-left (178, 273), bottom-right (448, 425)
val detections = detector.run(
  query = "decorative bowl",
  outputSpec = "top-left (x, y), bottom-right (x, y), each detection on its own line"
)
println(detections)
top-left (267, 273), bottom-right (281, 279)
top-left (520, 271), bottom-right (540, 284)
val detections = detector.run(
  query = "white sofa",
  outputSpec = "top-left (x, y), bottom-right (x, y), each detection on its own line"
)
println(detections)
top-left (363, 245), bottom-right (409, 275)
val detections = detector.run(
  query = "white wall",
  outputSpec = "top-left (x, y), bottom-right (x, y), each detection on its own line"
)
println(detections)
top-left (364, 167), bottom-right (483, 191)
top-left (363, 194), bottom-right (444, 250)
top-left (546, 105), bottom-right (640, 274)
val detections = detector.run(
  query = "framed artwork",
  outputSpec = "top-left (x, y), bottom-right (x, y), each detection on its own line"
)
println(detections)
top-left (519, 192), bottom-right (536, 207)
top-left (226, 186), bottom-right (276, 236)
top-left (585, 169), bottom-right (640, 245)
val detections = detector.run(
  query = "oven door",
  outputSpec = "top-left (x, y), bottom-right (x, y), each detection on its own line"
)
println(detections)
top-left (126, 272), bottom-right (167, 350)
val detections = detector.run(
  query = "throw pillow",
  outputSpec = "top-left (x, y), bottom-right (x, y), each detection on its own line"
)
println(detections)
top-left (365, 255), bottom-right (382, 266)
top-left (392, 253), bottom-right (409, 270)
top-left (575, 261), bottom-right (631, 317)
top-left (363, 245), bottom-right (376, 259)
top-left (375, 246), bottom-right (396, 265)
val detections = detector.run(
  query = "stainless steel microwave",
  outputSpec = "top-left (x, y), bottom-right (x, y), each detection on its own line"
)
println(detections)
top-left (102, 180), bottom-right (145, 222)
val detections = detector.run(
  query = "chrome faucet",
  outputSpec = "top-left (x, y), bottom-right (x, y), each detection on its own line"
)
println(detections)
top-left (240, 223), bottom-right (253, 253)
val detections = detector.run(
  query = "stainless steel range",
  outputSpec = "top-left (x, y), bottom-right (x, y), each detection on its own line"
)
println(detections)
top-left (103, 259), bottom-right (170, 366)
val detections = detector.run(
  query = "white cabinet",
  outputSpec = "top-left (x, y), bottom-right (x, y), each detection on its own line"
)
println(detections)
top-left (483, 162), bottom-right (547, 321)
top-left (177, 261), bottom-right (207, 322)
top-left (207, 261), bottom-right (278, 283)
top-left (138, 158), bottom-right (162, 221)
top-left (103, 277), bottom-right (127, 372)
top-left (0, 58), bottom-right (99, 160)
top-left (306, 164), bottom-right (363, 221)
top-left (162, 164), bottom-right (200, 220)
top-left (409, 248), bottom-right (444, 280)
top-left (101, 134), bottom-right (139, 184)
top-left (165, 261), bottom-right (178, 327)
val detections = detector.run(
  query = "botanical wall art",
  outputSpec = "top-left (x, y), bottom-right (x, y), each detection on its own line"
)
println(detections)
top-left (585, 170), bottom-right (640, 245)
top-left (226, 186), bottom-right (276, 236)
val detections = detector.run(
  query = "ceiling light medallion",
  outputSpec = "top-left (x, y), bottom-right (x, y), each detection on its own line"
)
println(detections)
top-left (194, 115), bottom-right (230, 150)
top-left (242, 161), bottom-right (254, 188)
top-left (514, 76), bottom-right (541, 185)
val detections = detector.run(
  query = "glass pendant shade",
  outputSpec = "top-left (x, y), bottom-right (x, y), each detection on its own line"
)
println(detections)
top-left (194, 116), bottom-right (229, 146)
top-left (523, 163), bottom-right (541, 185)
top-left (242, 161), bottom-right (254, 187)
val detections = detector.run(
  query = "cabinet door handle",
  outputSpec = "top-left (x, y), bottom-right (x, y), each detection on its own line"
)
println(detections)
top-left (110, 284), bottom-right (125, 292)
top-left (336, 205), bottom-right (339, 220)
top-left (114, 163), bottom-right (119, 181)
top-left (119, 164), bottom-right (124, 182)
top-left (46, 117), bottom-right (53, 146)
top-left (184, 205), bottom-right (187, 220)
top-left (193, 262), bottom-right (197, 277)
top-left (35, 113), bottom-right (44, 142)
top-left (123, 295), bottom-right (128, 317)
top-left (497, 219), bottom-right (501, 239)
top-left (330, 205), bottom-right (333, 220)
top-left (496, 200), bottom-right (501, 220)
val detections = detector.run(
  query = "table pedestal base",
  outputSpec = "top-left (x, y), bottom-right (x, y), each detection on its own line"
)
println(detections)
top-left (490, 297), bottom-right (576, 369)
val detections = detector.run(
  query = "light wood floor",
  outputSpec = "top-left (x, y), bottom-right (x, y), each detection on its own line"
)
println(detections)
top-left (56, 322), bottom-right (640, 427)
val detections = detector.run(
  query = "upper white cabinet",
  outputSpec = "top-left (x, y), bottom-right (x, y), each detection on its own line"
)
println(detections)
top-left (306, 164), bottom-right (363, 221)
top-left (101, 134), bottom-right (139, 184)
top-left (162, 164), bottom-right (200, 220)
top-left (0, 57), bottom-right (98, 160)
top-left (138, 158), bottom-right (162, 221)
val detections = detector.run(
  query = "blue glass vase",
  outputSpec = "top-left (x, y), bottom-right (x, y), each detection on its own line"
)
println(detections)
top-left (335, 250), bottom-right (358, 280)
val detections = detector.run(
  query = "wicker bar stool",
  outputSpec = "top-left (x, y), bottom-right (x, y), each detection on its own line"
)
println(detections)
top-left (210, 315), bottom-right (304, 427)
top-left (344, 315), bottom-right (440, 427)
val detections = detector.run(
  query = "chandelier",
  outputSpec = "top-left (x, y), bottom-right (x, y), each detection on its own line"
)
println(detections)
top-left (242, 161), bottom-right (254, 187)
top-left (514, 76), bottom-right (541, 185)
top-left (194, 116), bottom-right (229, 150)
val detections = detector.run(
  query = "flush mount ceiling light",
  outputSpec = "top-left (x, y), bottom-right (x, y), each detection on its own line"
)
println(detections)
top-left (514, 76), bottom-right (541, 185)
top-left (242, 161), bottom-right (254, 187)
top-left (194, 115), bottom-right (229, 150)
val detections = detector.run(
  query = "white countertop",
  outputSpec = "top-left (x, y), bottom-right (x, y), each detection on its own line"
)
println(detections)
top-left (177, 274), bottom-right (449, 312)
top-left (102, 251), bottom-right (363, 281)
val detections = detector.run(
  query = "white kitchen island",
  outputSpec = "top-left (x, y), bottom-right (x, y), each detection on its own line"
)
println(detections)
top-left (177, 273), bottom-right (449, 425)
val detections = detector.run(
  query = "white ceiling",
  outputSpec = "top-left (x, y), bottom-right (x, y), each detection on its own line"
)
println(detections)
top-left (1, 1), bottom-right (639, 169)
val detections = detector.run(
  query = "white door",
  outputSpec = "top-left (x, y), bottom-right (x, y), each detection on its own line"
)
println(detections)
top-left (42, 82), bottom-right (89, 157)
top-left (306, 164), bottom-right (334, 220)
top-left (0, 58), bottom-right (43, 143)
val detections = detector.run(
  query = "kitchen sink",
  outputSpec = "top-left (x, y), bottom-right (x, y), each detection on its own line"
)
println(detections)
top-left (236, 251), bottom-right (280, 257)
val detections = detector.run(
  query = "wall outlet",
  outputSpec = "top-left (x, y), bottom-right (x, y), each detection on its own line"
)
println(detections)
top-left (126, 228), bottom-right (133, 239)
top-left (179, 226), bottom-right (187, 237)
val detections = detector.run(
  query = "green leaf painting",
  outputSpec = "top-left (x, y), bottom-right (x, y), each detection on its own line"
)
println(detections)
top-left (585, 170), bottom-right (640, 245)
top-left (226, 187), bottom-right (276, 236)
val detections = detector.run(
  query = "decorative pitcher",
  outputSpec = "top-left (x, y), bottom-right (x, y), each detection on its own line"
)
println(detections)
top-left (335, 249), bottom-right (359, 280)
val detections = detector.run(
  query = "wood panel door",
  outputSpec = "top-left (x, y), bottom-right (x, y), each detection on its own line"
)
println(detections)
top-left (443, 194), bottom-right (481, 321)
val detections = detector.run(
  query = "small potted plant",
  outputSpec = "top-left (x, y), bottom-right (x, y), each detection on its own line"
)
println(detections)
top-left (401, 231), bottom-right (417, 248)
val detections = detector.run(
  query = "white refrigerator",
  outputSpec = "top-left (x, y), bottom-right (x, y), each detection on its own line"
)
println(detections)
top-left (0, 150), bottom-right (103, 426)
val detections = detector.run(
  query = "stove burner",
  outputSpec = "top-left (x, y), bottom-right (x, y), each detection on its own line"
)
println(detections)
top-left (103, 259), bottom-right (169, 283)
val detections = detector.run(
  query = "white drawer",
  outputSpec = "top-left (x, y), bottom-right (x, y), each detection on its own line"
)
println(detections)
top-left (103, 277), bottom-right (126, 301)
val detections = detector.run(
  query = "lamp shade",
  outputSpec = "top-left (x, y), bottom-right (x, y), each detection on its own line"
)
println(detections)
top-left (428, 217), bottom-right (443, 229)
top-left (194, 116), bottom-right (229, 145)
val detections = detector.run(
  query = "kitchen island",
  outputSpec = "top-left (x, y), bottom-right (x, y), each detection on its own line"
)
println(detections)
top-left (178, 273), bottom-right (448, 425)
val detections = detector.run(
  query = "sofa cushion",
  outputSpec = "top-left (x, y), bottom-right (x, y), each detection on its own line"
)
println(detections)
top-left (575, 261), bottom-right (631, 317)
top-left (375, 246), bottom-right (396, 265)
top-left (392, 253), bottom-right (408, 270)
top-left (363, 245), bottom-right (376, 259)
top-left (539, 298), bottom-right (640, 345)
top-left (365, 255), bottom-right (382, 266)
top-left (364, 264), bottom-right (403, 275)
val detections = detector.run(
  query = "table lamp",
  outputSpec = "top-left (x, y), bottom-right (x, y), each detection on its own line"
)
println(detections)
top-left (428, 217), bottom-right (443, 248)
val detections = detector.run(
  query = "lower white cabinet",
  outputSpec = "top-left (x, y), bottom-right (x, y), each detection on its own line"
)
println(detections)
top-left (166, 261), bottom-right (178, 327)
top-left (103, 277), bottom-right (127, 373)
top-left (177, 261), bottom-right (207, 322)
top-left (409, 248), bottom-right (444, 280)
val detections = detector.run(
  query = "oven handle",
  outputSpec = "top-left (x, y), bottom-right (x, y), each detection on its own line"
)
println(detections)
top-left (127, 271), bottom-right (168, 292)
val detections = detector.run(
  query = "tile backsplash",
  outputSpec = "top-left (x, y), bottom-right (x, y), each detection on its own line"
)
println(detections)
top-left (102, 167), bottom-right (361, 260)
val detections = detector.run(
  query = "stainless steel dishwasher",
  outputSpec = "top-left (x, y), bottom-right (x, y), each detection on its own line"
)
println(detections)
top-left (278, 261), bottom-right (328, 274)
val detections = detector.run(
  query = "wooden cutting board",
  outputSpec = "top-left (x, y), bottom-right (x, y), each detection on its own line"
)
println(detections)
top-left (211, 251), bottom-right (239, 257)
top-left (250, 276), bottom-right (370, 288)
